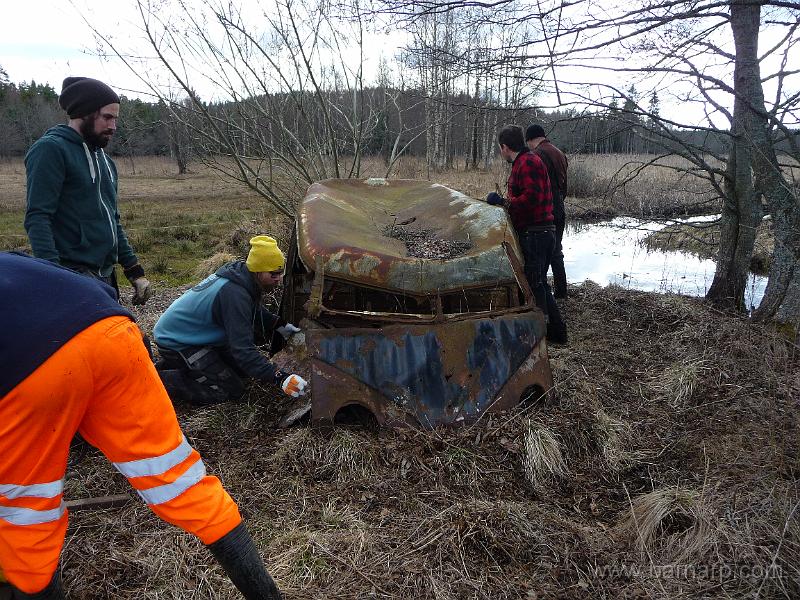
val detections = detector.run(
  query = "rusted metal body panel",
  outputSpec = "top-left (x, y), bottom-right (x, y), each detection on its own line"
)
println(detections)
top-left (281, 178), bottom-right (554, 429)
top-left (296, 179), bottom-right (523, 294)
top-left (307, 313), bottom-right (551, 428)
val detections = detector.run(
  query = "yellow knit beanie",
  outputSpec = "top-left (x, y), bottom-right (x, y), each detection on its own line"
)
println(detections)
top-left (246, 235), bottom-right (285, 272)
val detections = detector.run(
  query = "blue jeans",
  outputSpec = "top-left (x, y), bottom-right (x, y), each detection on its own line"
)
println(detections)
top-left (519, 229), bottom-right (567, 340)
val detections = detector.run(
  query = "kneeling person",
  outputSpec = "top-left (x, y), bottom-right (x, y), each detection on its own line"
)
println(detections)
top-left (154, 236), bottom-right (306, 405)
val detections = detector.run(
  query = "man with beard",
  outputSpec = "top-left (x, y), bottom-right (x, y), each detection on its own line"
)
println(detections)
top-left (24, 77), bottom-right (152, 305)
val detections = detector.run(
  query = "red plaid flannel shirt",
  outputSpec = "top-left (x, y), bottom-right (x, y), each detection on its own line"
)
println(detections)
top-left (506, 150), bottom-right (554, 231)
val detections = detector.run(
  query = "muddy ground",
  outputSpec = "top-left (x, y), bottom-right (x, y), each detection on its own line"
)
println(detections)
top-left (57, 281), bottom-right (799, 599)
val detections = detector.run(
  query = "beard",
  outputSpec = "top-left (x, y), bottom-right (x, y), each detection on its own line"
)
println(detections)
top-left (79, 113), bottom-right (113, 149)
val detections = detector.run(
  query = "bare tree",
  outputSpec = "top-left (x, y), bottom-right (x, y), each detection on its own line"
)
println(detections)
top-left (88, 0), bottom-right (380, 217)
top-left (379, 0), bottom-right (800, 326)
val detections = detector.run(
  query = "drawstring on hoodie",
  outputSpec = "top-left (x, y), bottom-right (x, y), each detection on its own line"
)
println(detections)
top-left (82, 143), bottom-right (96, 183)
top-left (101, 150), bottom-right (114, 184)
top-left (82, 143), bottom-right (118, 250)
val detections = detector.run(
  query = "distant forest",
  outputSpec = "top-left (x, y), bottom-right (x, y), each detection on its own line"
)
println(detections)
top-left (1, 73), bottom-right (795, 166)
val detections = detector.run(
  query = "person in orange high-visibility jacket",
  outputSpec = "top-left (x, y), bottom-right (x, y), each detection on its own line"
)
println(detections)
top-left (0, 252), bottom-right (282, 600)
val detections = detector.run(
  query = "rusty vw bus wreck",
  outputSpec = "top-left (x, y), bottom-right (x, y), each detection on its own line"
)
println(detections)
top-left (279, 178), bottom-right (553, 428)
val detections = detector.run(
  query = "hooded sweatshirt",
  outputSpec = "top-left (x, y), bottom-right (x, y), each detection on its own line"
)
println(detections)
top-left (24, 124), bottom-right (137, 277)
top-left (153, 261), bottom-right (284, 383)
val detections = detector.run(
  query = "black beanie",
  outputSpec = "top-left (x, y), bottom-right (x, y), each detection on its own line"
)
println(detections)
top-left (525, 124), bottom-right (546, 141)
top-left (58, 77), bottom-right (120, 119)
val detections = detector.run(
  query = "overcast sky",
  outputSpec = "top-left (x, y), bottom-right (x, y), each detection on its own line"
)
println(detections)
top-left (4, 1), bottom-right (796, 130)
top-left (0, 0), bottom-right (714, 124)
top-left (0, 1), bottom-right (150, 95)
top-left (1, 0), bottom-right (403, 101)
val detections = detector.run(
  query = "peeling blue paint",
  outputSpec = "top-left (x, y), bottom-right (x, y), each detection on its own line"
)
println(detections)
top-left (315, 314), bottom-right (540, 425)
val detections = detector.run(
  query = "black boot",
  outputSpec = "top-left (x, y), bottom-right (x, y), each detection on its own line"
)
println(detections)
top-left (12, 573), bottom-right (64, 600)
top-left (207, 524), bottom-right (282, 599)
top-left (547, 324), bottom-right (569, 345)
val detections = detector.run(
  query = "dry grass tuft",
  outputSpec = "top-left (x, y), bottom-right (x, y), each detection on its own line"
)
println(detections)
top-left (522, 421), bottom-right (567, 488)
top-left (194, 252), bottom-right (237, 278)
top-left (593, 409), bottom-right (633, 471)
top-left (271, 428), bottom-right (380, 482)
top-left (649, 358), bottom-right (710, 407)
top-left (405, 499), bottom-right (547, 565)
top-left (618, 487), bottom-right (716, 563)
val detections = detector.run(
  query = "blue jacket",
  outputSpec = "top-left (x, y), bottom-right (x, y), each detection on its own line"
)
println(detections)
top-left (0, 252), bottom-right (131, 398)
top-left (24, 125), bottom-right (138, 277)
top-left (153, 261), bottom-right (283, 383)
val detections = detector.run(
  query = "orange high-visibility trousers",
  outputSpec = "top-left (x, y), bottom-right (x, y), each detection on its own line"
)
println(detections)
top-left (0, 316), bottom-right (242, 593)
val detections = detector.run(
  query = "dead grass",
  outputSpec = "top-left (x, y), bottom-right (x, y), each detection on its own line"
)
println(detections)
top-left (648, 358), bottom-right (712, 408)
top-left (194, 252), bottom-right (238, 279)
top-left (644, 216), bottom-right (775, 275)
top-left (522, 420), bottom-right (567, 488)
top-left (618, 486), bottom-right (717, 563)
top-left (57, 279), bottom-right (798, 599)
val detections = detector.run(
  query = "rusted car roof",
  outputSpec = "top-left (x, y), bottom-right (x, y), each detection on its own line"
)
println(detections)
top-left (297, 179), bottom-right (521, 295)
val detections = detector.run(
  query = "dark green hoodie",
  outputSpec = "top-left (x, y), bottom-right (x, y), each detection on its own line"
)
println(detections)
top-left (24, 124), bottom-right (137, 277)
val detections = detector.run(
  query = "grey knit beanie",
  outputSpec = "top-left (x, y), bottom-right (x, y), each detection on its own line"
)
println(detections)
top-left (59, 77), bottom-right (120, 118)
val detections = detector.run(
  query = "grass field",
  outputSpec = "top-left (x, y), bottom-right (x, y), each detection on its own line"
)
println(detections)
top-left (0, 157), bottom-right (291, 287)
top-left (0, 152), bottom-right (726, 289)
top-left (2, 154), bottom-right (797, 598)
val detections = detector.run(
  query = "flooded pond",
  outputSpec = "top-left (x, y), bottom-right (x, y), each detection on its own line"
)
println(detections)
top-left (563, 216), bottom-right (767, 309)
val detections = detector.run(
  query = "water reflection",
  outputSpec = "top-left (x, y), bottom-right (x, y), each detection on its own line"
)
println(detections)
top-left (562, 216), bottom-right (766, 309)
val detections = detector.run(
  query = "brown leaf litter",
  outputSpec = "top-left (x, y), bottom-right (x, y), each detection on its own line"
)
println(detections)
top-left (64, 282), bottom-right (798, 599)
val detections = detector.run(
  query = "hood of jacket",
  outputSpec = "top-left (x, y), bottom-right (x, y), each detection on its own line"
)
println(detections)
top-left (216, 260), bottom-right (262, 300)
top-left (43, 124), bottom-right (84, 145)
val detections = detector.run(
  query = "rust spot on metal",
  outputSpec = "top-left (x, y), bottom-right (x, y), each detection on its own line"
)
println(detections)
top-left (297, 179), bottom-right (524, 294)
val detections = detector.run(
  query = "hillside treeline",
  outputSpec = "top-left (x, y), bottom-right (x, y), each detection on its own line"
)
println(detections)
top-left (0, 73), bottom-right (740, 163)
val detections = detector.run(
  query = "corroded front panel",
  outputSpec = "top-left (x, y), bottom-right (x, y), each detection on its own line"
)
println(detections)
top-left (308, 312), bottom-right (551, 428)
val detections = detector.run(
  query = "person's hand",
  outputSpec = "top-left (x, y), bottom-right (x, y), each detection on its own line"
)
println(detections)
top-left (281, 374), bottom-right (308, 397)
top-left (276, 323), bottom-right (301, 339)
top-left (486, 192), bottom-right (505, 206)
top-left (131, 277), bottom-right (153, 305)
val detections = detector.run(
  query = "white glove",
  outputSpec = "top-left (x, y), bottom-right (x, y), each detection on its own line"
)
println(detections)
top-left (276, 323), bottom-right (301, 339)
top-left (131, 277), bottom-right (153, 306)
top-left (281, 374), bottom-right (308, 397)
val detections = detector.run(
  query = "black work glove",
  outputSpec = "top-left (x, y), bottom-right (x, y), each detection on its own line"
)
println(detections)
top-left (486, 192), bottom-right (505, 206)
